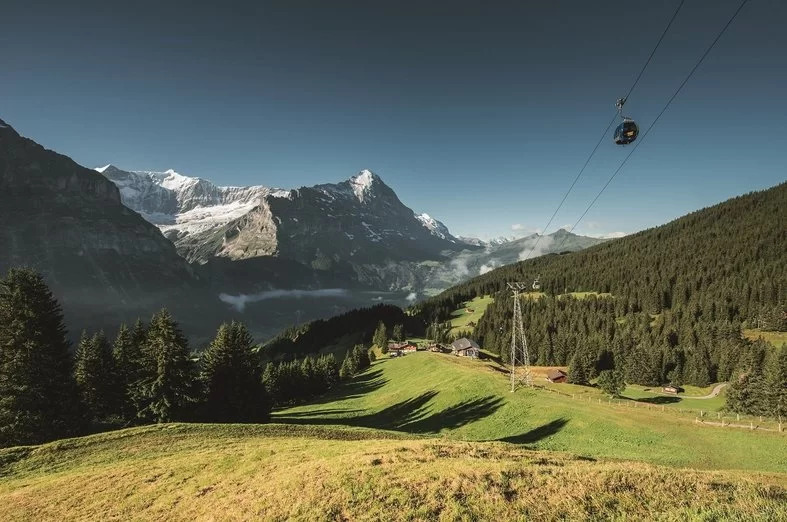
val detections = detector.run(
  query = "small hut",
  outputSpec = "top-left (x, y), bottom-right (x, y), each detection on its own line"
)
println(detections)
top-left (546, 369), bottom-right (568, 383)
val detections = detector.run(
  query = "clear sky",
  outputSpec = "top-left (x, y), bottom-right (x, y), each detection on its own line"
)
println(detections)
top-left (2, 1), bottom-right (785, 240)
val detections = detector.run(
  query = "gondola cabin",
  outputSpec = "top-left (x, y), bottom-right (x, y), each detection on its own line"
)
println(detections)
top-left (614, 119), bottom-right (639, 145)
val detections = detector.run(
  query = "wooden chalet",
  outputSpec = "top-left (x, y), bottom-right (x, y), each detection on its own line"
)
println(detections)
top-left (388, 341), bottom-right (417, 355)
top-left (546, 369), bottom-right (568, 383)
top-left (451, 338), bottom-right (480, 358)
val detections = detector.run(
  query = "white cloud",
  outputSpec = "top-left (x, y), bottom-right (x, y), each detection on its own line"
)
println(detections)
top-left (519, 234), bottom-right (554, 261)
top-left (405, 292), bottom-right (418, 303)
top-left (219, 288), bottom-right (348, 312)
top-left (479, 260), bottom-right (499, 275)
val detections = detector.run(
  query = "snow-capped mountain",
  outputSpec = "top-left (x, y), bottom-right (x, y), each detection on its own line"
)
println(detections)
top-left (99, 166), bottom-right (468, 267)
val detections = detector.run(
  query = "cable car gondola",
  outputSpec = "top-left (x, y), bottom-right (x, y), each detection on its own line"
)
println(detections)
top-left (613, 98), bottom-right (639, 145)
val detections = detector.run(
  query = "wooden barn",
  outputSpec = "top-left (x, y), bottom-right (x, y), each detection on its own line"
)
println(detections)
top-left (546, 369), bottom-right (568, 383)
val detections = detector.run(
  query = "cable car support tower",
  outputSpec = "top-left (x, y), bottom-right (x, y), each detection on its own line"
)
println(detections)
top-left (506, 281), bottom-right (537, 392)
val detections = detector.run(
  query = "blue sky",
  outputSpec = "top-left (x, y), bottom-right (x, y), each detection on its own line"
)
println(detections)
top-left (2, 1), bottom-right (785, 240)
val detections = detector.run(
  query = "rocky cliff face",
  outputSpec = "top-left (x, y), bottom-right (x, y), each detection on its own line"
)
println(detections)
top-left (0, 118), bottom-right (196, 325)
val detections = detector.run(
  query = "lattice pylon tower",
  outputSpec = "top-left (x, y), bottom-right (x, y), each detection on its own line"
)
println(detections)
top-left (507, 283), bottom-right (532, 392)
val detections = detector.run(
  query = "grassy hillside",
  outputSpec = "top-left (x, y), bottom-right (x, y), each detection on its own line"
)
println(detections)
top-left (448, 295), bottom-right (494, 336)
top-left (1, 423), bottom-right (785, 521)
top-left (276, 353), bottom-right (786, 473)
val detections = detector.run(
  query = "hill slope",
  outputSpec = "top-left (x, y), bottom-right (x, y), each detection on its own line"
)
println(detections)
top-left (276, 352), bottom-right (787, 473)
top-left (418, 182), bottom-right (786, 323)
top-left (1, 356), bottom-right (785, 521)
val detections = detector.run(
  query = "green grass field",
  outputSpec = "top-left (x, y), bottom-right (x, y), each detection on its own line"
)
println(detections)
top-left (2, 423), bottom-right (785, 521)
top-left (448, 295), bottom-right (494, 336)
top-left (276, 353), bottom-right (786, 473)
top-left (2, 353), bottom-right (786, 520)
top-left (743, 328), bottom-right (787, 347)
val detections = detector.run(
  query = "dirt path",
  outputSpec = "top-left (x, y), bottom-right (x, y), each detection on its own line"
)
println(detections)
top-left (645, 382), bottom-right (728, 400)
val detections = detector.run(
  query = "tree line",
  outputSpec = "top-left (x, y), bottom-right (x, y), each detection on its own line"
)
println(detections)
top-left (0, 268), bottom-right (360, 448)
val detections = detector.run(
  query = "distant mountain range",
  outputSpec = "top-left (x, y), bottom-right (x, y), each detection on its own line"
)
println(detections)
top-left (0, 115), bottom-right (606, 341)
top-left (98, 164), bottom-right (607, 294)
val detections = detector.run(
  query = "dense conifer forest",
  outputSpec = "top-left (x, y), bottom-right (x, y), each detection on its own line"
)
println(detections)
top-left (413, 183), bottom-right (786, 418)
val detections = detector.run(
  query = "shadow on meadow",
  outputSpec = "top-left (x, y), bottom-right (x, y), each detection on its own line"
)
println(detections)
top-left (495, 417), bottom-right (569, 444)
top-left (286, 368), bottom-right (390, 408)
top-left (632, 395), bottom-right (681, 405)
top-left (276, 390), bottom-right (504, 434)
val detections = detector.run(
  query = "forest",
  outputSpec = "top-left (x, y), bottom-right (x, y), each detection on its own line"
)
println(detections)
top-left (413, 183), bottom-right (786, 418)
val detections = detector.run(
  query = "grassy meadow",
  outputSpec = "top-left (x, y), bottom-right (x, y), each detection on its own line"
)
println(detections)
top-left (1, 423), bottom-right (785, 521)
top-left (448, 295), bottom-right (494, 336)
top-left (743, 328), bottom-right (787, 347)
top-left (276, 352), bottom-right (787, 473)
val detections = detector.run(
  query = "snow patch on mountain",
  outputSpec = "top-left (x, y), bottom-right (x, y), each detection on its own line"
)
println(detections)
top-left (415, 212), bottom-right (453, 242)
top-left (350, 169), bottom-right (375, 202)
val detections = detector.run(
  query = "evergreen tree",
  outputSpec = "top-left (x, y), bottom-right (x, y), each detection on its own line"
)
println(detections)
top-left (0, 268), bottom-right (82, 446)
top-left (392, 324), bottom-right (404, 342)
top-left (353, 344), bottom-right (370, 371)
top-left (74, 331), bottom-right (118, 423)
top-left (134, 309), bottom-right (194, 423)
top-left (596, 369), bottom-right (626, 397)
top-left (765, 346), bottom-right (787, 422)
top-left (200, 321), bottom-right (269, 422)
top-left (567, 352), bottom-right (589, 385)
top-left (112, 324), bottom-right (142, 422)
top-left (261, 362), bottom-right (282, 405)
top-left (373, 321), bottom-right (388, 353)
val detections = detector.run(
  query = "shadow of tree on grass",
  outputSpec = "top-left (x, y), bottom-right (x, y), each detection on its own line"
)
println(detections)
top-left (276, 391), bottom-right (504, 434)
top-left (496, 417), bottom-right (569, 444)
top-left (632, 395), bottom-right (681, 405)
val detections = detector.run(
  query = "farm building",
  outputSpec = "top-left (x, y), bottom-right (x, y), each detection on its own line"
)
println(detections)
top-left (546, 369), bottom-right (568, 383)
top-left (451, 338), bottom-right (480, 358)
top-left (428, 343), bottom-right (448, 353)
top-left (388, 341), bottom-right (417, 354)
top-left (662, 385), bottom-right (683, 394)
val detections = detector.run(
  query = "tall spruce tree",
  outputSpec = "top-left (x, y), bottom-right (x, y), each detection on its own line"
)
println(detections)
top-left (74, 331), bottom-right (118, 423)
top-left (392, 324), bottom-right (404, 342)
top-left (373, 321), bottom-right (388, 354)
top-left (135, 309), bottom-right (194, 423)
top-left (200, 321), bottom-right (269, 422)
top-left (112, 323), bottom-right (142, 422)
top-left (0, 268), bottom-right (82, 446)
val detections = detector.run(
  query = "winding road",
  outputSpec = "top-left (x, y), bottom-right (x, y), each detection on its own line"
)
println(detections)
top-left (644, 383), bottom-right (728, 399)
top-left (690, 383), bottom-right (728, 399)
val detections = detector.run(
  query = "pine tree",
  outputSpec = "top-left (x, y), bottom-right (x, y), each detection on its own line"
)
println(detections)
top-left (261, 362), bottom-right (282, 405)
top-left (568, 352), bottom-right (589, 385)
top-left (392, 324), bottom-right (404, 342)
top-left (373, 321), bottom-right (388, 353)
top-left (200, 321), bottom-right (269, 422)
top-left (0, 268), bottom-right (82, 446)
top-left (74, 331), bottom-right (118, 423)
top-left (353, 344), bottom-right (370, 371)
top-left (597, 369), bottom-right (626, 397)
top-left (135, 309), bottom-right (194, 423)
top-left (113, 324), bottom-right (142, 422)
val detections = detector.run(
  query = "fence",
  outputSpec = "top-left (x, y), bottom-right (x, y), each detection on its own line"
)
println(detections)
top-left (529, 383), bottom-right (784, 433)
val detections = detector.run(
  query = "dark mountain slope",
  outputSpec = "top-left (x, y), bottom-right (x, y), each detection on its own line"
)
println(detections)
top-left (0, 118), bottom-right (196, 311)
